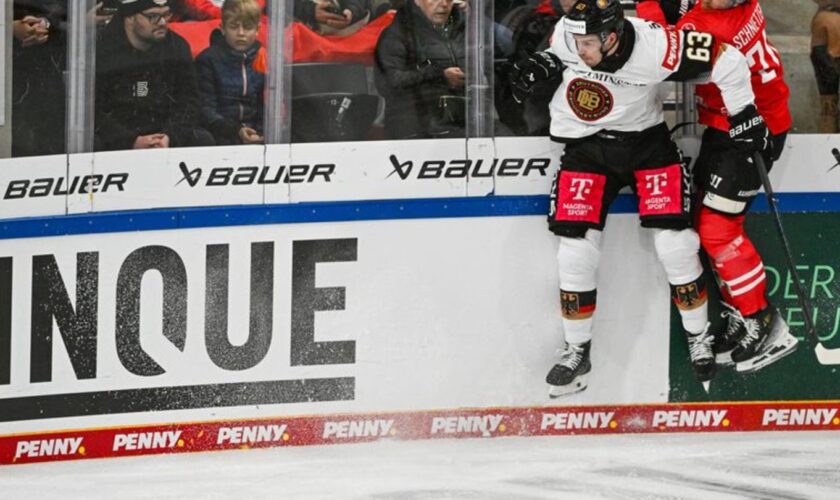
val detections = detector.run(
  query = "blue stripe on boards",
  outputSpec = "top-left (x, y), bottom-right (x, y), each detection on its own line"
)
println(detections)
top-left (0, 192), bottom-right (837, 240)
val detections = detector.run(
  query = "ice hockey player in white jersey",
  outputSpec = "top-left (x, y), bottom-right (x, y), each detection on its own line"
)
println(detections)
top-left (508, 0), bottom-right (765, 397)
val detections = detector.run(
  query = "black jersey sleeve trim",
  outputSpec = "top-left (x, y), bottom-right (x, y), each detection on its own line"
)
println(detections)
top-left (665, 30), bottom-right (716, 82)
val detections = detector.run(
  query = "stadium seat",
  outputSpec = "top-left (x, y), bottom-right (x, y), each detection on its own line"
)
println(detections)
top-left (291, 62), bottom-right (370, 97)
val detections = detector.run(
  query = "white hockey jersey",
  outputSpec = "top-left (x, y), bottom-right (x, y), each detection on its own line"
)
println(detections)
top-left (547, 17), bottom-right (755, 140)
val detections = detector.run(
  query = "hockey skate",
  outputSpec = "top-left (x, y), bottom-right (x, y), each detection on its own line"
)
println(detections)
top-left (732, 306), bottom-right (799, 373)
top-left (546, 341), bottom-right (591, 398)
top-left (686, 323), bottom-right (715, 386)
top-left (715, 302), bottom-right (745, 366)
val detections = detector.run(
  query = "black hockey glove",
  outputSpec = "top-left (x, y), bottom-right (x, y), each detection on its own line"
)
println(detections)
top-left (728, 105), bottom-right (770, 154)
top-left (508, 51), bottom-right (564, 104)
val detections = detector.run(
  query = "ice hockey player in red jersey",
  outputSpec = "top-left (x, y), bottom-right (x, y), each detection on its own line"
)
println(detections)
top-left (509, 0), bottom-right (762, 396)
top-left (636, 0), bottom-right (799, 374)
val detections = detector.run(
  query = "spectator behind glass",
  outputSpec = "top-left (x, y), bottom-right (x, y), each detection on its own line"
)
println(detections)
top-left (294, 0), bottom-right (371, 36)
top-left (496, 0), bottom-right (576, 136)
top-left (811, 0), bottom-right (840, 133)
top-left (173, 0), bottom-right (221, 20)
top-left (11, 0), bottom-right (67, 157)
top-left (195, 0), bottom-right (265, 145)
top-left (374, 0), bottom-right (466, 139)
top-left (95, 0), bottom-right (215, 151)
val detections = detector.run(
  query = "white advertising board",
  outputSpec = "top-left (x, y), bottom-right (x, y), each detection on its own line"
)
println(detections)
top-left (0, 214), bottom-right (669, 434)
top-left (0, 135), bottom-right (837, 219)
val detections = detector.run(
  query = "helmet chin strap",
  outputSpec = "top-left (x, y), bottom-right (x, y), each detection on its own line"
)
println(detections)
top-left (598, 32), bottom-right (617, 55)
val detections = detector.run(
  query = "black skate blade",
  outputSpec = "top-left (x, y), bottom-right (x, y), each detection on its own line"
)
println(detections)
top-left (548, 373), bottom-right (588, 398)
top-left (736, 332), bottom-right (798, 373)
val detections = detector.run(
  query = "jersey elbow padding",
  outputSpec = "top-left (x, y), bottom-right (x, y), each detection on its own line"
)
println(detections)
top-left (711, 44), bottom-right (755, 117)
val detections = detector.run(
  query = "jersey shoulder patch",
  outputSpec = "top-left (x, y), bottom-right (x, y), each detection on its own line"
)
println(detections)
top-left (661, 28), bottom-right (681, 71)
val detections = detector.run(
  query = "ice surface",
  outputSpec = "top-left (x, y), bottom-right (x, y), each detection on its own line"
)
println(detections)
top-left (3, 431), bottom-right (840, 499)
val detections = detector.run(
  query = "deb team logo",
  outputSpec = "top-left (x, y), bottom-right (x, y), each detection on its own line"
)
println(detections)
top-left (566, 78), bottom-right (614, 122)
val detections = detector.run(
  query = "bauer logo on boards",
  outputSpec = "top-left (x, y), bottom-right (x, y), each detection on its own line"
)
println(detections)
top-left (4, 173), bottom-right (128, 199)
top-left (387, 155), bottom-right (550, 181)
top-left (175, 161), bottom-right (335, 188)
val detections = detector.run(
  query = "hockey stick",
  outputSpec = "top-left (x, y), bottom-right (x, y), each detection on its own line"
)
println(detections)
top-left (752, 153), bottom-right (830, 360)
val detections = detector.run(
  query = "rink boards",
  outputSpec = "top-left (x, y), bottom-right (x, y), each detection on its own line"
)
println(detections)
top-left (3, 401), bottom-right (840, 465)
top-left (0, 135), bottom-right (839, 465)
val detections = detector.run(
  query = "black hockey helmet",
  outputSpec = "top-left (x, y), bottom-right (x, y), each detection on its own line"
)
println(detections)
top-left (562, 0), bottom-right (625, 46)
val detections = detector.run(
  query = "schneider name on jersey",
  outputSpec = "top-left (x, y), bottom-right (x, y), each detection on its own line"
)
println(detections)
top-left (547, 16), bottom-right (754, 140)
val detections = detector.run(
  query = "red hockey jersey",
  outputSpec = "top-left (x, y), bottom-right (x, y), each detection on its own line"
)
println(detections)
top-left (637, 0), bottom-right (791, 134)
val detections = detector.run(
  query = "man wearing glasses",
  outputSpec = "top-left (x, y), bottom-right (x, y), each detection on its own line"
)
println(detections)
top-left (95, 0), bottom-right (215, 151)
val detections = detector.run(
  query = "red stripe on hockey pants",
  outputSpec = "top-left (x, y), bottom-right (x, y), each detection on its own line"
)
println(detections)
top-left (697, 206), bottom-right (768, 316)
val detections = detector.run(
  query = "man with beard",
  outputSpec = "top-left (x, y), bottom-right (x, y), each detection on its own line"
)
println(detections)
top-left (95, 0), bottom-right (214, 151)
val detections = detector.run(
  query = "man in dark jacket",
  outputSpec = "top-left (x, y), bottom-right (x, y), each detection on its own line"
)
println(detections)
top-left (374, 0), bottom-right (466, 139)
top-left (11, 0), bottom-right (67, 157)
top-left (95, 0), bottom-right (214, 151)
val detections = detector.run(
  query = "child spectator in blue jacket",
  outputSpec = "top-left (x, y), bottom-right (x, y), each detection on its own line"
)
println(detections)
top-left (196, 0), bottom-right (265, 145)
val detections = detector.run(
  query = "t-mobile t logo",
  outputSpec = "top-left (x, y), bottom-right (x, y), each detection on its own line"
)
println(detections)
top-left (569, 178), bottom-right (594, 200)
top-left (645, 173), bottom-right (668, 195)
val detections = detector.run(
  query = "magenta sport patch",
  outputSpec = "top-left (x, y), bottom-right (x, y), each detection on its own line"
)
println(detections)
top-left (555, 170), bottom-right (606, 224)
top-left (634, 164), bottom-right (684, 217)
